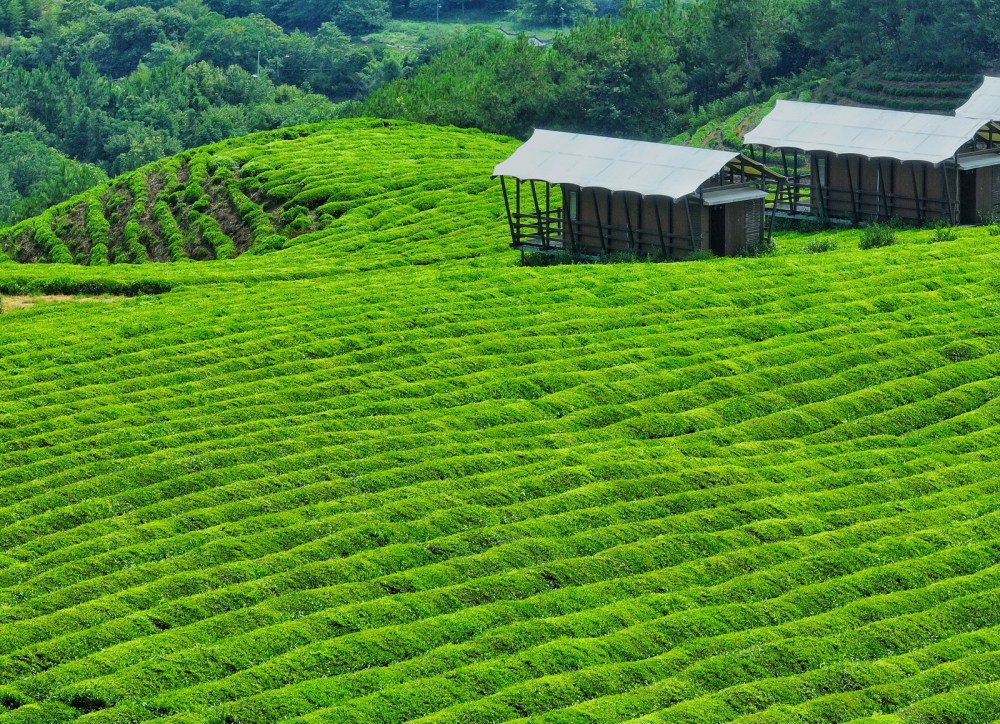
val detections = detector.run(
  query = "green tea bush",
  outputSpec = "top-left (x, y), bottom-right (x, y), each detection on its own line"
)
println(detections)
top-left (32, 214), bottom-right (72, 263)
top-left (802, 237), bottom-right (839, 253)
top-left (0, 119), bottom-right (997, 724)
top-left (930, 222), bottom-right (958, 242)
top-left (859, 223), bottom-right (898, 249)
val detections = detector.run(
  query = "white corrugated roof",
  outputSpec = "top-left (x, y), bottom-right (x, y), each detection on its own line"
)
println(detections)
top-left (744, 100), bottom-right (989, 164)
top-left (956, 77), bottom-right (1000, 119)
top-left (492, 129), bottom-right (742, 199)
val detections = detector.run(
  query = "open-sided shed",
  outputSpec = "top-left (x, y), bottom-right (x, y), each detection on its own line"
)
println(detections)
top-left (955, 77), bottom-right (1000, 220)
top-left (493, 129), bottom-right (784, 259)
top-left (744, 100), bottom-right (1000, 225)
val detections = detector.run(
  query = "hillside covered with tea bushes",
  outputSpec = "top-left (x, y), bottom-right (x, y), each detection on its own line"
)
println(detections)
top-left (2, 120), bottom-right (1000, 724)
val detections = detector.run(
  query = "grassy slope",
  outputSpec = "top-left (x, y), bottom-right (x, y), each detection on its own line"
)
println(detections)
top-left (2, 120), bottom-right (1000, 724)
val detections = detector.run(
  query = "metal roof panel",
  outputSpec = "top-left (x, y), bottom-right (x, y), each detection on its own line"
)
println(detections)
top-left (957, 152), bottom-right (1000, 170)
top-left (956, 77), bottom-right (1000, 120)
top-left (493, 129), bottom-right (743, 199)
top-left (744, 100), bottom-right (989, 164)
top-left (701, 188), bottom-right (769, 206)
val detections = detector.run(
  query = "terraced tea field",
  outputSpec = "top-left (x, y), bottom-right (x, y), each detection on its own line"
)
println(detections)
top-left (2, 120), bottom-right (1000, 724)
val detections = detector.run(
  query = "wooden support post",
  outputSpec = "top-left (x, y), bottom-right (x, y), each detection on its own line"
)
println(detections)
top-left (910, 164), bottom-right (923, 225)
top-left (529, 180), bottom-right (543, 243)
top-left (943, 162), bottom-right (956, 225)
top-left (684, 197), bottom-right (698, 251)
top-left (607, 192), bottom-right (613, 249)
top-left (955, 160), bottom-right (961, 224)
top-left (815, 153), bottom-right (828, 220)
top-left (562, 186), bottom-right (580, 254)
top-left (499, 176), bottom-right (515, 242)
top-left (888, 160), bottom-right (896, 218)
top-left (666, 198), bottom-right (674, 253)
top-left (623, 194), bottom-right (637, 253)
top-left (591, 188), bottom-right (608, 253)
top-left (637, 195), bottom-right (645, 251)
top-left (766, 184), bottom-right (779, 242)
top-left (545, 182), bottom-right (552, 244)
top-left (846, 156), bottom-right (859, 223)
top-left (857, 156), bottom-right (865, 219)
top-left (878, 160), bottom-right (889, 220)
top-left (653, 198), bottom-right (667, 258)
top-left (922, 164), bottom-right (929, 220)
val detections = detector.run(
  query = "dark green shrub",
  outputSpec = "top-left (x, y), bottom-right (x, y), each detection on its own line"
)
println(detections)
top-left (739, 236), bottom-right (776, 257)
top-left (930, 222), bottom-right (958, 242)
top-left (858, 223), bottom-right (897, 249)
top-left (803, 238), bottom-right (839, 253)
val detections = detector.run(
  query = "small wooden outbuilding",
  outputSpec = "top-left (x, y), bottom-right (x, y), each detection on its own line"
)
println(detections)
top-left (493, 130), bottom-right (784, 259)
top-left (744, 100), bottom-right (1000, 225)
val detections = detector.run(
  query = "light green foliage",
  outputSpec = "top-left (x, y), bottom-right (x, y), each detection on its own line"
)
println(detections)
top-left (930, 222), bottom-right (958, 243)
top-left (1, 120), bottom-right (1000, 724)
top-left (802, 237), bottom-right (838, 253)
top-left (859, 223), bottom-right (898, 250)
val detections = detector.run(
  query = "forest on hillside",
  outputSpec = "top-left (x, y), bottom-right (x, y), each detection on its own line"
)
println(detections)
top-left (0, 0), bottom-right (405, 226)
top-left (2, 0), bottom-right (1000, 229)
top-left (361, 0), bottom-right (1000, 142)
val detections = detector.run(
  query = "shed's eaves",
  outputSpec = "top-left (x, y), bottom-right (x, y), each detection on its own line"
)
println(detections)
top-left (492, 129), bottom-right (747, 199)
top-left (956, 77), bottom-right (1000, 120)
top-left (744, 100), bottom-right (989, 164)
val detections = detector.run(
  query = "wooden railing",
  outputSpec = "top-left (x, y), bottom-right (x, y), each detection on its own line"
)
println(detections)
top-left (510, 210), bottom-right (699, 257)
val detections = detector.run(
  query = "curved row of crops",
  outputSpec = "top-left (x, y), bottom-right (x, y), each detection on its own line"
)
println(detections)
top-left (1, 120), bottom-right (1000, 724)
top-left (816, 69), bottom-right (981, 113)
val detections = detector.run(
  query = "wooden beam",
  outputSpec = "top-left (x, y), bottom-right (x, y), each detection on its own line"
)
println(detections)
top-left (591, 188), bottom-right (608, 253)
top-left (684, 197), bottom-right (697, 251)
top-left (845, 156), bottom-right (859, 223)
top-left (815, 153), bottom-right (828, 220)
top-left (623, 194), bottom-right (637, 253)
top-left (529, 180), bottom-right (543, 242)
top-left (545, 182), bottom-right (552, 244)
top-left (499, 176), bottom-right (515, 242)
top-left (943, 161), bottom-right (956, 225)
top-left (653, 198), bottom-right (667, 258)
top-left (637, 195), bottom-right (645, 249)
top-left (607, 191), bottom-right (613, 249)
top-left (877, 160), bottom-right (889, 220)
top-left (910, 164), bottom-right (923, 225)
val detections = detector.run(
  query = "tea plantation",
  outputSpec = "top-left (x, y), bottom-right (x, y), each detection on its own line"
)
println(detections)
top-left (2, 119), bottom-right (1000, 724)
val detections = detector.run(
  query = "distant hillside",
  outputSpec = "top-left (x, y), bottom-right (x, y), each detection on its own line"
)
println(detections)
top-left (2, 120), bottom-right (1000, 724)
top-left (671, 91), bottom-right (798, 150)
top-left (675, 69), bottom-right (984, 155)
top-left (0, 119), bottom-right (515, 268)
top-left (814, 67), bottom-right (982, 113)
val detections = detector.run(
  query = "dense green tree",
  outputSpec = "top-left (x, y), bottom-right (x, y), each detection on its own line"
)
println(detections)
top-left (0, 132), bottom-right (108, 225)
top-left (332, 0), bottom-right (390, 36)
top-left (556, 3), bottom-right (690, 139)
top-left (803, 0), bottom-right (994, 71)
top-left (684, 0), bottom-right (808, 102)
top-left (99, 6), bottom-right (165, 75)
top-left (185, 12), bottom-right (283, 72)
top-left (362, 5), bottom-right (691, 140)
top-left (514, 0), bottom-right (593, 26)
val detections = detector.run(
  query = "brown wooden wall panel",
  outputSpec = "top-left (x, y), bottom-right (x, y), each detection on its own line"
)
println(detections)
top-left (567, 188), bottom-right (702, 257)
top-left (810, 153), bottom-right (953, 223)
